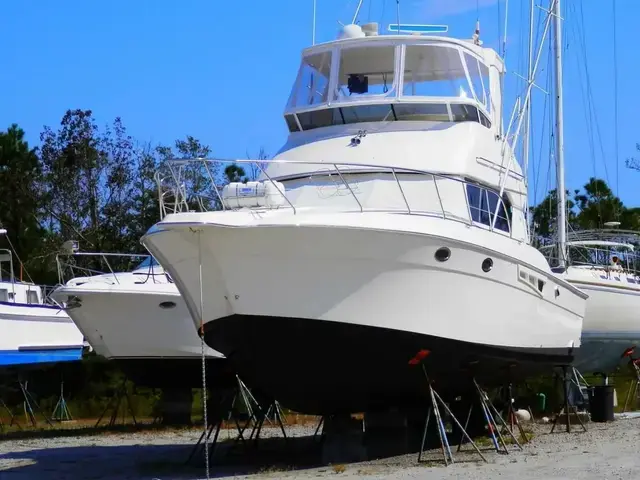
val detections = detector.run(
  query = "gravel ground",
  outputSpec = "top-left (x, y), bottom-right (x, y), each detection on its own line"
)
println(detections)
top-left (1, 417), bottom-right (639, 479)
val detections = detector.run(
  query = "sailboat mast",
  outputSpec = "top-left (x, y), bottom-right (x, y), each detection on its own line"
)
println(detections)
top-left (553, 0), bottom-right (567, 268)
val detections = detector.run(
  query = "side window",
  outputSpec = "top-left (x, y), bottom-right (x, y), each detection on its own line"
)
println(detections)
top-left (27, 290), bottom-right (39, 304)
top-left (487, 191), bottom-right (511, 232)
top-left (0, 289), bottom-right (7, 302)
top-left (466, 184), bottom-right (511, 233)
top-left (467, 184), bottom-right (490, 225)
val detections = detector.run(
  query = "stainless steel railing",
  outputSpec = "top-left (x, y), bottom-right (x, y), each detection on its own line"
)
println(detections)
top-left (155, 157), bottom-right (518, 238)
top-left (56, 252), bottom-right (171, 286)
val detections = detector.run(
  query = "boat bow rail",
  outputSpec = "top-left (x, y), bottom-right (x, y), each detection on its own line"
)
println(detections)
top-left (155, 157), bottom-right (523, 240)
top-left (55, 252), bottom-right (172, 287)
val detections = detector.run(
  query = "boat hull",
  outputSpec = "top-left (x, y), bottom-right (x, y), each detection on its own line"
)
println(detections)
top-left (51, 283), bottom-right (222, 360)
top-left (0, 303), bottom-right (84, 367)
top-left (205, 313), bottom-right (573, 414)
top-left (570, 281), bottom-right (640, 374)
top-left (144, 212), bottom-right (584, 413)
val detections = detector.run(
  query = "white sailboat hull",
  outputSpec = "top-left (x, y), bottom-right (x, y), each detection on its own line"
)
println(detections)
top-left (565, 272), bottom-right (640, 374)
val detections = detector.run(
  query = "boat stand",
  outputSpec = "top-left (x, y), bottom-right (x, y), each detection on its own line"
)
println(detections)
top-left (94, 377), bottom-right (137, 428)
top-left (500, 383), bottom-right (529, 444)
top-left (0, 397), bottom-right (20, 431)
top-left (312, 416), bottom-right (325, 443)
top-left (247, 399), bottom-right (288, 447)
top-left (52, 380), bottom-right (73, 422)
top-left (622, 350), bottom-right (640, 413)
top-left (19, 379), bottom-right (53, 428)
top-left (550, 365), bottom-right (587, 434)
top-left (186, 376), bottom-right (284, 464)
top-left (409, 350), bottom-right (486, 465)
top-left (459, 379), bottom-right (522, 455)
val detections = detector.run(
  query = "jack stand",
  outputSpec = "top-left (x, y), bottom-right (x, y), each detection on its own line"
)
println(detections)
top-left (459, 378), bottom-right (521, 455)
top-left (622, 350), bottom-right (640, 413)
top-left (313, 416), bottom-right (325, 443)
top-left (52, 381), bottom-right (73, 422)
top-left (409, 350), bottom-right (486, 465)
top-left (19, 379), bottom-right (53, 428)
top-left (186, 388), bottom-right (236, 464)
top-left (247, 399), bottom-right (288, 447)
top-left (550, 365), bottom-right (587, 434)
top-left (95, 378), bottom-right (137, 428)
top-left (264, 400), bottom-right (288, 427)
top-left (502, 383), bottom-right (529, 444)
top-left (0, 397), bottom-right (20, 431)
top-left (186, 377), bottom-right (274, 465)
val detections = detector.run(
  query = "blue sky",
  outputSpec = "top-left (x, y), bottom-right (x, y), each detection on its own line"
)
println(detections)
top-left (1, 0), bottom-right (637, 209)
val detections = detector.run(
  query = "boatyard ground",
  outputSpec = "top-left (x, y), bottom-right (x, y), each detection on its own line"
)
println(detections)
top-left (1, 416), bottom-right (639, 479)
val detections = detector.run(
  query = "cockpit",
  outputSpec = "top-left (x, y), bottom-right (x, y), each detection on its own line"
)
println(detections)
top-left (284, 36), bottom-right (501, 133)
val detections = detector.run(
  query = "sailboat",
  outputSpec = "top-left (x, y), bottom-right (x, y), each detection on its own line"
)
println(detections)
top-left (142, 9), bottom-right (586, 414)
top-left (536, 0), bottom-right (640, 376)
top-left (0, 230), bottom-right (84, 367)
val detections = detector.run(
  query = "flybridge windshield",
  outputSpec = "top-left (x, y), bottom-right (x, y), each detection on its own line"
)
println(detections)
top-left (286, 42), bottom-right (491, 110)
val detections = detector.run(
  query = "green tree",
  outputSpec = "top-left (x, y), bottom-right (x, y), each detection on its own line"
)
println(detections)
top-left (0, 125), bottom-right (47, 282)
top-left (574, 177), bottom-right (625, 229)
top-left (531, 178), bottom-right (639, 246)
top-left (530, 188), bottom-right (577, 244)
top-left (156, 136), bottom-right (217, 212)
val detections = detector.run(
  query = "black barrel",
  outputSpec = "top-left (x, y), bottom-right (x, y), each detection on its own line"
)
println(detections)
top-left (590, 385), bottom-right (615, 422)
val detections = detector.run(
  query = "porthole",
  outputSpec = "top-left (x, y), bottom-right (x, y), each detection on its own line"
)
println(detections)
top-left (159, 301), bottom-right (176, 309)
top-left (481, 258), bottom-right (493, 273)
top-left (434, 247), bottom-right (451, 262)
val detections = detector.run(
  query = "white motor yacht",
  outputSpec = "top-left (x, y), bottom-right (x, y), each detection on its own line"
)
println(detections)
top-left (142, 23), bottom-right (586, 414)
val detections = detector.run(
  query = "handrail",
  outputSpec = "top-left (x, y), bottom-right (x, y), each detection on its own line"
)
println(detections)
top-left (541, 243), bottom-right (640, 277)
top-left (155, 157), bottom-right (518, 240)
top-left (56, 252), bottom-right (170, 287)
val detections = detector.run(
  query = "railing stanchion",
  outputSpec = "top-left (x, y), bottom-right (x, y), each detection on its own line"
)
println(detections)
top-left (391, 168), bottom-right (411, 214)
top-left (433, 176), bottom-right (446, 219)
top-left (333, 164), bottom-right (363, 213)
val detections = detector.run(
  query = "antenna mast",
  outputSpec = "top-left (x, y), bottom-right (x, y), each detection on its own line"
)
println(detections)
top-left (312, 0), bottom-right (317, 45)
top-left (553, 0), bottom-right (567, 267)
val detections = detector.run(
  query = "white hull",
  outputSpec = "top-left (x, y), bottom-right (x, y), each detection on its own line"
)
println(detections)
top-left (145, 211), bottom-right (584, 351)
top-left (564, 273), bottom-right (640, 374)
top-left (51, 281), bottom-right (222, 360)
top-left (0, 302), bottom-right (84, 366)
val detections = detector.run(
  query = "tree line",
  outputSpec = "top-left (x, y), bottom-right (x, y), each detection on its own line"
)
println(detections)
top-left (0, 109), bottom-right (267, 286)
top-left (530, 176), bottom-right (640, 246)
top-left (0, 109), bottom-right (270, 421)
